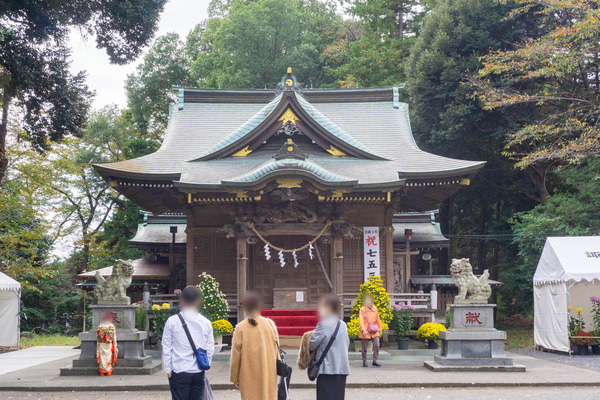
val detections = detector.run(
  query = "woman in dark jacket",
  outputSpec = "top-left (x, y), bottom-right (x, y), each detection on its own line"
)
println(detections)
top-left (309, 294), bottom-right (350, 400)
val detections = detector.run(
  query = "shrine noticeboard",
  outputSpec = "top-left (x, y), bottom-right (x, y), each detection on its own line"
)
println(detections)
top-left (363, 227), bottom-right (380, 282)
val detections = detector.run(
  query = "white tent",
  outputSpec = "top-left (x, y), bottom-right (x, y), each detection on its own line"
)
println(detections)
top-left (533, 237), bottom-right (600, 352)
top-left (0, 272), bottom-right (21, 347)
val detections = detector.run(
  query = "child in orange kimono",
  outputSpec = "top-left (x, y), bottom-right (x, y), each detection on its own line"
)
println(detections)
top-left (97, 311), bottom-right (118, 376)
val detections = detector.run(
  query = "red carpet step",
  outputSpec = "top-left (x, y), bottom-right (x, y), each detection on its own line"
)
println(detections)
top-left (262, 309), bottom-right (318, 337)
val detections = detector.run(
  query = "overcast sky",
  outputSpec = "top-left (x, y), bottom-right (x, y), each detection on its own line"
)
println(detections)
top-left (68, 0), bottom-right (211, 110)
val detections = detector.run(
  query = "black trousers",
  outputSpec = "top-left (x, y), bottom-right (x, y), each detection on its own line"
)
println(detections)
top-left (169, 371), bottom-right (205, 400)
top-left (316, 374), bottom-right (347, 400)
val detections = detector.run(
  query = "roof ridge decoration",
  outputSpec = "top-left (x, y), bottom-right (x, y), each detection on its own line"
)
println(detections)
top-left (191, 71), bottom-right (387, 162)
top-left (274, 138), bottom-right (307, 160)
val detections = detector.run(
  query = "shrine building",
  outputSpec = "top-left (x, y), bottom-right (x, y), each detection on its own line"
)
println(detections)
top-left (93, 70), bottom-right (484, 318)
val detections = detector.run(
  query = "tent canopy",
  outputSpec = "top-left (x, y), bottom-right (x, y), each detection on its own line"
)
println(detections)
top-left (533, 237), bottom-right (600, 285)
top-left (0, 272), bottom-right (20, 291)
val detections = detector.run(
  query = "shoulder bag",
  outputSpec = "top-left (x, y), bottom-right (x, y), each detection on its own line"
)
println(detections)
top-left (177, 313), bottom-right (211, 371)
top-left (267, 318), bottom-right (290, 377)
top-left (307, 320), bottom-right (340, 381)
top-left (366, 308), bottom-right (380, 333)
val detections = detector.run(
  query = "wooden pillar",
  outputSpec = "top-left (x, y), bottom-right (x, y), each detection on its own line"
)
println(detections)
top-left (385, 227), bottom-right (395, 293)
top-left (332, 236), bottom-right (344, 295)
top-left (332, 235), bottom-right (344, 317)
top-left (403, 230), bottom-right (416, 292)
top-left (185, 214), bottom-right (195, 287)
top-left (236, 237), bottom-right (248, 321)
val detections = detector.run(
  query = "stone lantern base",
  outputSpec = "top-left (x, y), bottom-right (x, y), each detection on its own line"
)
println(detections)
top-left (424, 303), bottom-right (525, 372)
top-left (60, 304), bottom-right (162, 376)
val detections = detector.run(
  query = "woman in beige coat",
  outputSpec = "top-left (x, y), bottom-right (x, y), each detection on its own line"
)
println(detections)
top-left (230, 291), bottom-right (279, 400)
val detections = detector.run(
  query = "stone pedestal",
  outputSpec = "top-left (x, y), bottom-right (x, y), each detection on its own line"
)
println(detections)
top-left (424, 303), bottom-right (525, 372)
top-left (61, 305), bottom-right (161, 376)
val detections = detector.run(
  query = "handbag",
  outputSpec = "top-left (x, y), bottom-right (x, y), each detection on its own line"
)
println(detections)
top-left (177, 313), bottom-right (211, 371)
top-left (366, 308), bottom-right (380, 333)
top-left (203, 376), bottom-right (214, 400)
top-left (307, 320), bottom-right (340, 381)
top-left (368, 323), bottom-right (379, 333)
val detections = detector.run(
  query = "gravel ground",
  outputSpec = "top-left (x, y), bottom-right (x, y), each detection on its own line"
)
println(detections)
top-left (512, 347), bottom-right (600, 371)
top-left (3, 387), bottom-right (600, 400)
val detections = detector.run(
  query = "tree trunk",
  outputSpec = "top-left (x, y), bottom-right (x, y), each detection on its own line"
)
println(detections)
top-left (80, 227), bottom-right (90, 273)
top-left (439, 197), bottom-right (452, 272)
top-left (0, 90), bottom-right (12, 184)
top-left (477, 200), bottom-right (488, 272)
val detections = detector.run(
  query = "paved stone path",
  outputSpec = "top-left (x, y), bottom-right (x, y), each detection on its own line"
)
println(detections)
top-left (3, 348), bottom-right (600, 391)
top-left (2, 387), bottom-right (600, 400)
top-left (0, 347), bottom-right (80, 375)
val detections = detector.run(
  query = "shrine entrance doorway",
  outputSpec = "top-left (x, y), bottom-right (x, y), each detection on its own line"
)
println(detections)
top-left (249, 236), bottom-right (332, 309)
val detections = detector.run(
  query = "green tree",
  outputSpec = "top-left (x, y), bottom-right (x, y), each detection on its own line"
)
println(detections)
top-left (126, 33), bottom-right (195, 136)
top-left (473, 0), bottom-right (600, 170)
top-left (0, 0), bottom-right (167, 182)
top-left (345, 0), bottom-right (426, 39)
top-left (190, 0), bottom-right (341, 89)
top-left (405, 0), bottom-right (544, 289)
top-left (510, 158), bottom-right (600, 312)
top-left (13, 107), bottom-right (157, 272)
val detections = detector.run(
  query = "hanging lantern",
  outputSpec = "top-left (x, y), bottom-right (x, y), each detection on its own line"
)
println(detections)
top-left (309, 243), bottom-right (314, 260)
top-left (264, 243), bottom-right (271, 260)
top-left (278, 250), bottom-right (285, 268)
top-left (292, 251), bottom-right (299, 268)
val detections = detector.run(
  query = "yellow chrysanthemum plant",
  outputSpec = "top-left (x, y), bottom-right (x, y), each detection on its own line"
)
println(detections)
top-left (152, 303), bottom-right (172, 342)
top-left (417, 322), bottom-right (447, 343)
top-left (212, 319), bottom-right (234, 336)
top-left (348, 276), bottom-right (393, 339)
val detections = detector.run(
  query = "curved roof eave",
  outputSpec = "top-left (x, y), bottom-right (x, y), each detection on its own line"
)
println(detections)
top-left (93, 163), bottom-right (182, 182)
top-left (398, 161), bottom-right (486, 179)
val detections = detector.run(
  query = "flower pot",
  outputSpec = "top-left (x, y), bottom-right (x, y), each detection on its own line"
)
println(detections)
top-left (214, 334), bottom-right (223, 346)
top-left (592, 344), bottom-right (600, 355)
top-left (427, 340), bottom-right (439, 350)
top-left (575, 344), bottom-right (589, 356)
top-left (397, 338), bottom-right (409, 350)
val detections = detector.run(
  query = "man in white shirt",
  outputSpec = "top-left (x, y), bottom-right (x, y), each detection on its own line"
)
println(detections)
top-left (162, 286), bottom-right (214, 400)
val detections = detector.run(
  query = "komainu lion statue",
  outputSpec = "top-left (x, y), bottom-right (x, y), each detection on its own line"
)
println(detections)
top-left (450, 258), bottom-right (491, 302)
top-left (94, 259), bottom-right (135, 304)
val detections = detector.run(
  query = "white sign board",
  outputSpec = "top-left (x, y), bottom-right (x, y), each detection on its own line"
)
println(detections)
top-left (363, 227), bottom-right (380, 281)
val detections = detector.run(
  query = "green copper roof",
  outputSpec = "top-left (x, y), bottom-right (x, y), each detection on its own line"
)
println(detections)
top-left (195, 90), bottom-right (383, 161)
top-left (222, 158), bottom-right (357, 186)
top-left (196, 93), bottom-right (283, 160)
top-left (293, 92), bottom-right (377, 157)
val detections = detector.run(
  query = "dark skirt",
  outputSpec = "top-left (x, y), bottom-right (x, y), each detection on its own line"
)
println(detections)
top-left (316, 374), bottom-right (347, 400)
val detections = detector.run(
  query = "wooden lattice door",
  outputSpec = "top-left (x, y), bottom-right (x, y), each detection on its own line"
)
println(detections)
top-left (250, 237), bottom-right (331, 308)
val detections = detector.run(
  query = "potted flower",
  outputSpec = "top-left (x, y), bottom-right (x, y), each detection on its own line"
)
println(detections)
top-left (211, 319), bottom-right (234, 347)
top-left (151, 302), bottom-right (172, 351)
top-left (391, 302), bottom-right (414, 350)
top-left (571, 331), bottom-right (594, 355)
top-left (417, 322), bottom-right (447, 349)
top-left (347, 317), bottom-right (367, 352)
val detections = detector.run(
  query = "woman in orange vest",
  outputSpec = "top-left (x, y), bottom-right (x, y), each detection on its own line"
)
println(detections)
top-left (359, 293), bottom-right (382, 368)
